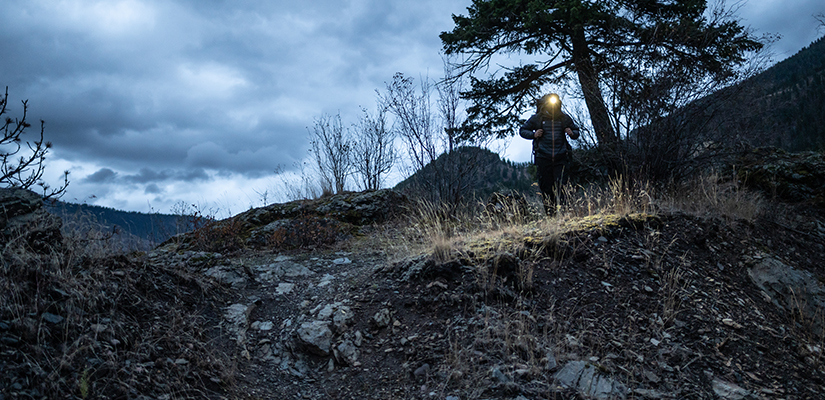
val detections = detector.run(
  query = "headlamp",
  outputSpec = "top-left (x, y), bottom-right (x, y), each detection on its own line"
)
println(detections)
top-left (547, 94), bottom-right (560, 105)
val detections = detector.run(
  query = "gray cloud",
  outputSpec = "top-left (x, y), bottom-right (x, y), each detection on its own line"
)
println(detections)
top-left (1, 0), bottom-right (821, 214)
top-left (84, 168), bottom-right (118, 183)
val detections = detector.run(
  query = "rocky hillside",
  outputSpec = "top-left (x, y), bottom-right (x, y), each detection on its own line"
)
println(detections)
top-left (3, 149), bottom-right (825, 399)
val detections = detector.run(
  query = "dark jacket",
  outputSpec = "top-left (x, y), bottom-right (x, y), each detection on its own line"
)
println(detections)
top-left (519, 111), bottom-right (579, 161)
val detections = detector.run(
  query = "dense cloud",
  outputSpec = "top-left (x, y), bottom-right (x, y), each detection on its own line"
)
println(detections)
top-left (1, 0), bottom-right (822, 214)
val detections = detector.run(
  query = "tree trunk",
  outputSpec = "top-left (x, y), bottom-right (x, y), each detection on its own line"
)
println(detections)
top-left (571, 27), bottom-right (617, 149)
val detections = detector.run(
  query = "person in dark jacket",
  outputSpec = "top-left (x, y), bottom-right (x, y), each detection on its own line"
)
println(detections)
top-left (519, 93), bottom-right (580, 215)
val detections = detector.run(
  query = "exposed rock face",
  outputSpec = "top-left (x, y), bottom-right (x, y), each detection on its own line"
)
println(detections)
top-left (737, 147), bottom-right (825, 206)
top-left (172, 189), bottom-right (408, 251)
top-left (0, 187), bottom-right (62, 252)
top-left (748, 255), bottom-right (825, 337)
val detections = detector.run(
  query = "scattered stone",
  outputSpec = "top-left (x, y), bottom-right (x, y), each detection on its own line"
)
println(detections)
top-left (545, 351), bottom-right (558, 371)
top-left (90, 323), bottom-right (107, 333)
top-left (276, 283), bottom-right (295, 295)
top-left (256, 321), bottom-right (274, 331)
top-left (333, 257), bottom-right (352, 265)
top-left (712, 378), bottom-right (750, 400)
top-left (297, 321), bottom-right (333, 356)
top-left (334, 340), bottom-right (359, 365)
top-left (41, 313), bottom-right (64, 324)
top-left (491, 366), bottom-right (510, 383)
top-left (224, 304), bottom-right (253, 345)
top-left (554, 361), bottom-right (627, 400)
top-left (633, 388), bottom-right (668, 399)
top-left (414, 363), bottom-right (430, 380)
top-left (317, 304), bottom-right (336, 320)
top-left (372, 308), bottom-right (392, 329)
top-left (354, 330), bottom-right (363, 347)
top-left (332, 306), bottom-right (353, 332)
top-left (174, 358), bottom-right (189, 365)
top-left (318, 274), bottom-right (335, 287)
top-left (204, 266), bottom-right (246, 287)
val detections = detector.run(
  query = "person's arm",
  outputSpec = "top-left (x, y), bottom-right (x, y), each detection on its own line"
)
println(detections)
top-left (564, 115), bottom-right (580, 140)
top-left (519, 115), bottom-right (542, 139)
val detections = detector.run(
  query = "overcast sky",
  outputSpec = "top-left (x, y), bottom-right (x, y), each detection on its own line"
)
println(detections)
top-left (1, 0), bottom-right (823, 216)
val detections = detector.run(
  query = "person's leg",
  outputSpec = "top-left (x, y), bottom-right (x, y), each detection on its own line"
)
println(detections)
top-left (535, 157), bottom-right (556, 215)
top-left (552, 161), bottom-right (567, 212)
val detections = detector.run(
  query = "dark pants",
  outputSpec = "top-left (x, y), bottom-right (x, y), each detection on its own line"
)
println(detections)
top-left (535, 155), bottom-right (568, 215)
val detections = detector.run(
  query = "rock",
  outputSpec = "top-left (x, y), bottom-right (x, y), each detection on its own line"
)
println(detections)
top-left (332, 257), bottom-right (351, 265)
top-left (41, 313), bottom-right (64, 324)
top-left (317, 304), bottom-right (336, 320)
top-left (0, 187), bottom-right (42, 222)
top-left (224, 304), bottom-right (253, 345)
top-left (633, 388), bottom-right (668, 399)
top-left (353, 330), bottom-right (363, 347)
top-left (332, 306), bottom-right (353, 332)
top-left (748, 256), bottom-right (825, 335)
top-left (297, 321), bottom-right (333, 356)
top-left (491, 366), bottom-right (510, 383)
top-left (545, 351), bottom-right (558, 371)
top-left (334, 340), bottom-right (359, 365)
top-left (413, 363), bottom-right (430, 380)
top-left (711, 378), bottom-right (750, 400)
top-left (318, 274), bottom-right (335, 287)
top-left (276, 283), bottom-right (295, 295)
top-left (204, 265), bottom-right (246, 287)
top-left (736, 147), bottom-right (825, 206)
top-left (1, 188), bottom-right (63, 252)
top-left (372, 308), bottom-right (392, 329)
top-left (254, 259), bottom-right (314, 282)
top-left (554, 361), bottom-right (627, 400)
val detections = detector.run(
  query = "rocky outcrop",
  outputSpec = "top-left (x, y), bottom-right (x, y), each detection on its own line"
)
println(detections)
top-left (0, 187), bottom-right (62, 252)
top-left (736, 147), bottom-right (825, 206)
top-left (170, 189), bottom-right (408, 252)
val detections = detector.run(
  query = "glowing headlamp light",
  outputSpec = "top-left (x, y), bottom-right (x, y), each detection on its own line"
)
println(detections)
top-left (547, 94), bottom-right (560, 105)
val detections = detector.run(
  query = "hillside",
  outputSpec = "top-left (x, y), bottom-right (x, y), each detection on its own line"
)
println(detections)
top-left (394, 146), bottom-right (534, 201)
top-left (46, 201), bottom-right (188, 250)
top-left (3, 148), bottom-right (825, 399)
top-left (702, 35), bottom-right (825, 150)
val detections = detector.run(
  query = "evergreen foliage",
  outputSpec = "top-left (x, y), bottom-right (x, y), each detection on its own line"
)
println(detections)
top-left (440, 0), bottom-right (762, 150)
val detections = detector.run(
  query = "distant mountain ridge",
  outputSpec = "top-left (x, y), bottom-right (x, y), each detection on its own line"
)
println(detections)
top-left (46, 201), bottom-right (186, 249)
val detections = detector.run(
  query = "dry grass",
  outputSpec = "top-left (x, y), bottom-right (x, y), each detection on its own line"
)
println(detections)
top-left (660, 171), bottom-right (764, 222)
top-left (1, 208), bottom-right (234, 399)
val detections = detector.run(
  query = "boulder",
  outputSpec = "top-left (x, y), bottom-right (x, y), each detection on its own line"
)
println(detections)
top-left (748, 255), bottom-right (825, 337)
top-left (297, 321), bottom-right (333, 356)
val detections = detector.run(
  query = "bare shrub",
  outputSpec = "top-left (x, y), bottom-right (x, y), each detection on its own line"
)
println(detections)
top-left (1, 87), bottom-right (68, 197)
